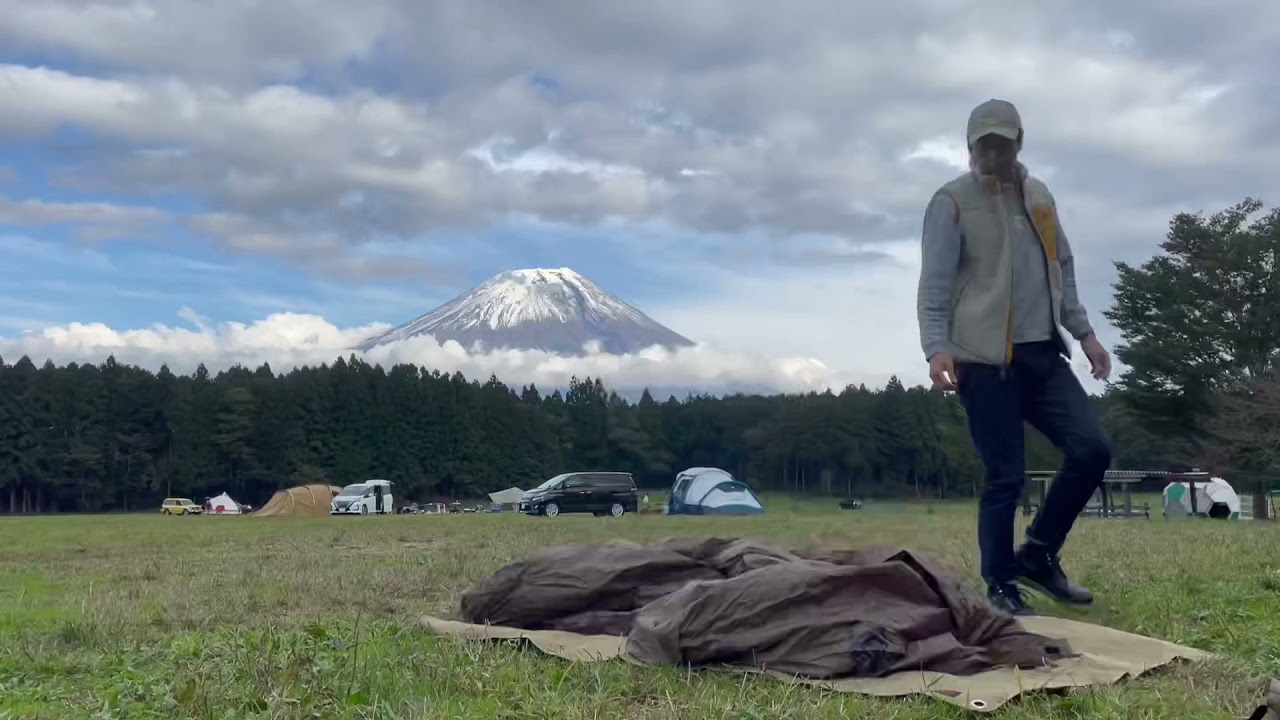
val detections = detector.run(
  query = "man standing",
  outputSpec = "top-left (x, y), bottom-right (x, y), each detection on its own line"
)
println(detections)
top-left (916, 99), bottom-right (1114, 616)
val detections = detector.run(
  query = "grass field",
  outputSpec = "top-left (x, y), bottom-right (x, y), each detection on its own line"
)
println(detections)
top-left (2, 498), bottom-right (1278, 719)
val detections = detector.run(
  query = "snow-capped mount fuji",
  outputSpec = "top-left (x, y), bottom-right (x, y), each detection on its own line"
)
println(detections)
top-left (355, 268), bottom-right (696, 356)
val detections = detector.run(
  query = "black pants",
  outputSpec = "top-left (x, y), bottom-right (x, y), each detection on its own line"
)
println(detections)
top-left (956, 341), bottom-right (1112, 584)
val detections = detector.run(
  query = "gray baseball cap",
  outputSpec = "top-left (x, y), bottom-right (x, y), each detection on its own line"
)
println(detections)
top-left (966, 99), bottom-right (1022, 147)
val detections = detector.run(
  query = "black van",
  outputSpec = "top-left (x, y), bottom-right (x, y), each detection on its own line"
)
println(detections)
top-left (521, 472), bottom-right (638, 518)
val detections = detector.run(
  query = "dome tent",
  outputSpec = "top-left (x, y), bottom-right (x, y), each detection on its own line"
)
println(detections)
top-left (1162, 477), bottom-right (1241, 519)
top-left (666, 467), bottom-right (764, 515)
top-left (254, 484), bottom-right (341, 517)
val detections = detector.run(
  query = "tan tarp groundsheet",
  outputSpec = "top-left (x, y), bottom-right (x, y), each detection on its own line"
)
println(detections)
top-left (253, 484), bottom-right (340, 517)
top-left (420, 614), bottom-right (1209, 713)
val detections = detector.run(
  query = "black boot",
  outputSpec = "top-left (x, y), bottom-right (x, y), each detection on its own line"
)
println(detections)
top-left (987, 582), bottom-right (1036, 616)
top-left (1015, 543), bottom-right (1093, 605)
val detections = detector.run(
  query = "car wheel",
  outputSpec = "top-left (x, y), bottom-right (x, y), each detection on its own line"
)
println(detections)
top-left (360, 505), bottom-right (368, 515)
top-left (544, 502), bottom-right (560, 518)
top-left (609, 502), bottom-right (625, 517)
top-left (181, 509), bottom-right (189, 515)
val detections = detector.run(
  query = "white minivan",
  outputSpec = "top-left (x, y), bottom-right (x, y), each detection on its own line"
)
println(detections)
top-left (330, 479), bottom-right (394, 515)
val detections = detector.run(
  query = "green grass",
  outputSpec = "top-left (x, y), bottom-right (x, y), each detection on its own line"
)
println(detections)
top-left (1, 498), bottom-right (1278, 719)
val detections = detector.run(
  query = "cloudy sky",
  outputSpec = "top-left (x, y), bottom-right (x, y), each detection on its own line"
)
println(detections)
top-left (0, 0), bottom-right (1276, 394)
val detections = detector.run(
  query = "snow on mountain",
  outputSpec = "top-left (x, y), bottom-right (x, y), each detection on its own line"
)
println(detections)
top-left (354, 268), bottom-right (696, 355)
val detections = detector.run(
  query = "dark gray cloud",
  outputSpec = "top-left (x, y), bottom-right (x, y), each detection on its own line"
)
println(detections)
top-left (182, 213), bottom-right (458, 283)
top-left (0, 0), bottom-right (1275, 299)
top-left (0, 195), bottom-right (168, 226)
top-left (0, 0), bottom-right (393, 86)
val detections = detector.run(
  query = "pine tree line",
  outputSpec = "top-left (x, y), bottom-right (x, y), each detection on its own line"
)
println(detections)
top-left (0, 353), bottom-right (1170, 514)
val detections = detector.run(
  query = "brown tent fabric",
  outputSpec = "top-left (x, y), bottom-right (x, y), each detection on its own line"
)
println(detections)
top-left (253, 484), bottom-right (340, 517)
top-left (459, 537), bottom-right (1072, 679)
top-left (420, 614), bottom-right (1209, 713)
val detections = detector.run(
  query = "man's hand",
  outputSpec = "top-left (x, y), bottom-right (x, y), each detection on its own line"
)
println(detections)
top-left (1080, 333), bottom-right (1111, 381)
top-left (928, 352), bottom-right (958, 391)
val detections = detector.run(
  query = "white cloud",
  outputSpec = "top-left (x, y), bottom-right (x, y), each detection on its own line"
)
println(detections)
top-left (902, 138), bottom-right (969, 172)
top-left (0, 312), bottom-right (851, 395)
top-left (176, 306), bottom-right (210, 328)
top-left (652, 240), bottom-right (1109, 393)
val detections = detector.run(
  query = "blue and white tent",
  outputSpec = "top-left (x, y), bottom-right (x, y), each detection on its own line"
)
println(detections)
top-left (666, 467), bottom-right (764, 515)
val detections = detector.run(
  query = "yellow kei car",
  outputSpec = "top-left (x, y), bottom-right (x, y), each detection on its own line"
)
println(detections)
top-left (160, 497), bottom-right (203, 515)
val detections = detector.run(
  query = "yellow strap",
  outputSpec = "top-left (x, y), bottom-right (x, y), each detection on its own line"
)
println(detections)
top-left (1031, 205), bottom-right (1057, 260)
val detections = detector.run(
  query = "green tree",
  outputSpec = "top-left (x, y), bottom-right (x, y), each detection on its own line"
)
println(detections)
top-left (1106, 197), bottom-right (1280, 434)
top-left (1107, 197), bottom-right (1280, 517)
top-left (213, 385), bottom-right (258, 494)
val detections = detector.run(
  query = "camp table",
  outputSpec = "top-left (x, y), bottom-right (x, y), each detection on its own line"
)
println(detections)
top-left (1021, 470), bottom-right (1211, 518)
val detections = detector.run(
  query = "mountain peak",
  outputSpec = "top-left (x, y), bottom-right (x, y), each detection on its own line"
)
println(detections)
top-left (500, 267), bottom-right (582, 280)
top-left (355, 268), bottom-right (695, 355)
top-left (487, 267), bottom-right (595, 301)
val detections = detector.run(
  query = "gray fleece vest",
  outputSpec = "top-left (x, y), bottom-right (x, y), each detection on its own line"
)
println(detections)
top-left (939, 170), bottom-right (1072, 365)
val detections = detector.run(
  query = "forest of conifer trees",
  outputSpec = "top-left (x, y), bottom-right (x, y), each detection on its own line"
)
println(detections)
top-left (0, 352), bottom-right (1180, 514)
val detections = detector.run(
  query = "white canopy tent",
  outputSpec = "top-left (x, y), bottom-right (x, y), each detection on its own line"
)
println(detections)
top-left (207, 491), bottom-right (242, 514)
top-left (488, 487), bottom-right (526, 508)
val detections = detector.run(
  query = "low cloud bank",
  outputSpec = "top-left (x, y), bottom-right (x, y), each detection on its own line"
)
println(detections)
top-left (0, 311), bottom-right (850, 395)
